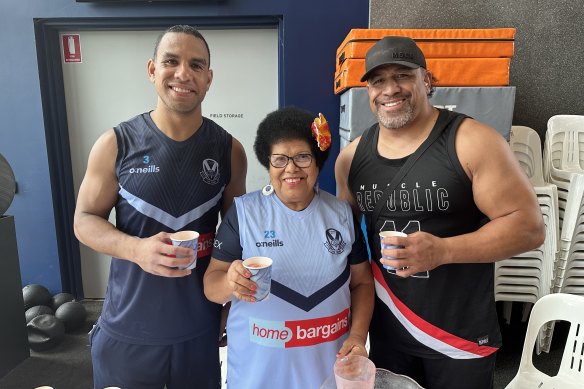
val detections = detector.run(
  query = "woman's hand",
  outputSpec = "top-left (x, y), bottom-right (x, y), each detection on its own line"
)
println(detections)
top-left (226, 260), bottom-right (258, 302)
top-left (337, 333), bottom-right (368, 358)
top-left (204, 258), bottom-right (255, 304)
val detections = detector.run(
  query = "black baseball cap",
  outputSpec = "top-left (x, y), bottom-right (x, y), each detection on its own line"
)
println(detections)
top-left (360, 36), bottom-right (427, 82)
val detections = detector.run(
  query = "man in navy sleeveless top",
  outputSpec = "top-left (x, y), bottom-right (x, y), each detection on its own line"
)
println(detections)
top-left (335, 36), bottom-right (544, 389)
top-left (74, 25), bottom-right (247, 389)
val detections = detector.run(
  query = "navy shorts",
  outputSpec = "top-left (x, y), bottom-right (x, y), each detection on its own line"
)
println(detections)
top-left (370, 343), bottom-right (496, 389)
top-left (89, 324), bottom-right (221, 389)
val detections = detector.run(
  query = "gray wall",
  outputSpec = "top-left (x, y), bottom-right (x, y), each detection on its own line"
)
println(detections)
top-left (370, 0), bottom-right (584, 141)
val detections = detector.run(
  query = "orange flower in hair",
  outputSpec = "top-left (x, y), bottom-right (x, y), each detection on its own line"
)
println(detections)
top-left (311, 113), bottom-right (331, 151)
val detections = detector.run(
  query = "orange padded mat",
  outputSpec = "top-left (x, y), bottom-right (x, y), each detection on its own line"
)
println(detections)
top-left (338, 40), bottom-right (515, 69)
top-left (334, 57), bottom-right (511, 95)
top-left (337, 28), bottom-right (515, 63)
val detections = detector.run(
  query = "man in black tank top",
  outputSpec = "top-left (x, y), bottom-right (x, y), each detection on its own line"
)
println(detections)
top-left (335, 36), bottom-right (544, 389)
top-left (74, 25), bottom-right (247, 389)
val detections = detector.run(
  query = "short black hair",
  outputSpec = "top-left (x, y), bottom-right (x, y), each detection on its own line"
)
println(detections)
top-left (153, 25), bottom-right (211, 66)
top-left (254, 106), bottom-right (330, 171)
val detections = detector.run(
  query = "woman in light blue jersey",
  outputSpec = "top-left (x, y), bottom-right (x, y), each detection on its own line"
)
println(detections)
top-left (204, 106), bottom-right (374, 389)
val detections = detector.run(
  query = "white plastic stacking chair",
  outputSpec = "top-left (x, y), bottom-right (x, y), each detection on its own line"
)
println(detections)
top-left (505, 293), bottom-right (584, 389)
top-left (510, 126), bottom-right (547, 186)
top-left (544, 115), bottom-right (584, 176)
top-left (534, 209), bottom-right (558, 353)
top-left (543, 116), bottom-right (584, 235)
top-left (542, 176), bottom-right (584, 353)
top-left (554, 174), bottom-right (584, 292)
top-left (559, 175), bottom-right (584, 240)
top-left (548, 115), bottom-right (584, 172)
top-left (559, 214), bottom-right (584, 296)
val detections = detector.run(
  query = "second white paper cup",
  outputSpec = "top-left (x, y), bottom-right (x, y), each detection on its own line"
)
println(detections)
top-left (242, 256), bottom-right (273, 301)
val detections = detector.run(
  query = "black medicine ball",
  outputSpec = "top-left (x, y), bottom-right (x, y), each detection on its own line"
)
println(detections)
top-left (51, 292), bottom-right (76, 311)
top-left (25, 305), bottom-right (54, 324)
top-left (55, 301), bottom-right (87, 332)
top-left (27, 314), bottom-right (65, 351)
top-left (22, 284), bottom-right (51, 310)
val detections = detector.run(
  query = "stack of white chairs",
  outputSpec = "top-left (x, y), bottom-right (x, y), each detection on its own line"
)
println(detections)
top-left (542, 116), bottom-right (584, 289)
top-left (496, 126), bottom-right (559, 352)
top-left (498, 126), bottom-right (557, 300)
top-left (535, 115), bottom-right (584, 353)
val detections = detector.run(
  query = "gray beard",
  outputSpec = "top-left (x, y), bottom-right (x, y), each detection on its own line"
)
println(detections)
top-left (376, 103), bottom-right (415, 129)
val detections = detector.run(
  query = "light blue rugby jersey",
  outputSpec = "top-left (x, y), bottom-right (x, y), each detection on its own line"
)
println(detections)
top-left (213, 189), bottom-right (368, 389)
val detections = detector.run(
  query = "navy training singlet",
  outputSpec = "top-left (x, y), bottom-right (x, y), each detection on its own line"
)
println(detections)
top-left (99, 112), bottom-right (231, 345)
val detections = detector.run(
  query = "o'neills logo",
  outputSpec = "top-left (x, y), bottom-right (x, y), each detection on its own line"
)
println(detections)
top-left (255, 239), bottom-right (284, 248)
top-left (249, 309), bottom-right (349, 348)
top-left (129, 165), bottom-right (160, 174)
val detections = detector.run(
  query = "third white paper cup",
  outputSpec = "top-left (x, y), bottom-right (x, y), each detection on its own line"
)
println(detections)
top-left (379, 231), bottom-right (407, 271)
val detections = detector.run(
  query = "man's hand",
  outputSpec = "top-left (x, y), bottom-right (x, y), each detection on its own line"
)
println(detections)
top-left (380, 231), bottom-right (447, 277)
top-left (133, 232), bottom-right (194, 277)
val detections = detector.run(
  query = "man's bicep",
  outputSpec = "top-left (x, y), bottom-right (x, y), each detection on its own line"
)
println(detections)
top-left (75, 130), bottom-right (119, 219)
top-left (460, 123), bottom-right (537, 220)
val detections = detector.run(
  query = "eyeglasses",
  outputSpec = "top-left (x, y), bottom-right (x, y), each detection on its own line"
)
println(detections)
top-left (269, 153), bottom-right (313, 168)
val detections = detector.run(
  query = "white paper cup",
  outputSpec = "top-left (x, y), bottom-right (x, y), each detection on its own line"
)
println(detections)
top-left (379, 231), bottom-right (407, 271)
top-left (170, 230), bottom-right (199, 270)
top-left (242, 256), bottom-right (273, 301)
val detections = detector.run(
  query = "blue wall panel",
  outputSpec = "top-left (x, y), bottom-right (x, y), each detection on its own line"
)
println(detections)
top-left (0, 0), bottom-right (368, 294)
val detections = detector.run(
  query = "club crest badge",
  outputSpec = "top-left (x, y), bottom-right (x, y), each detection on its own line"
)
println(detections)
top-left (200, 158), bottom-right (220, 185)
top-left (324, 228), bottom-right (346, 254)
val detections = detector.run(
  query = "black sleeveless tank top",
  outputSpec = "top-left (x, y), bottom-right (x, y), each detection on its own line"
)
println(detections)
top-left (349, 109), bottom-right (500, 359)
